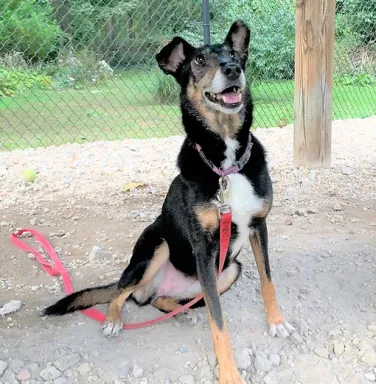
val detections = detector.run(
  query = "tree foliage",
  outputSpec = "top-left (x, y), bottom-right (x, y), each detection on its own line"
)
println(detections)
top-left (0, 0), bottom-right (61, 61)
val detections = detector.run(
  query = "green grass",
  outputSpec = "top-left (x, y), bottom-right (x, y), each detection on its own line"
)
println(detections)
top-left (1, 69), bottom-right (375, 150)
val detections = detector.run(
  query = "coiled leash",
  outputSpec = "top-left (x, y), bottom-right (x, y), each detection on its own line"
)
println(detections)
top-left (10, 209), bottom-right (231, 330)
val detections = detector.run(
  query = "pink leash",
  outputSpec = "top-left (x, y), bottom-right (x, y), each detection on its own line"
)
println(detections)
top-left (10, 212), bottom-right (232, 330)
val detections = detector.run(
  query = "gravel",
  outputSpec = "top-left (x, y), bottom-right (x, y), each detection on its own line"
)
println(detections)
top-left (53, 354), bottom-right (81, 371)
top-left (0, 361), bottom-right (7, 377)
top-left (1, 116), bottom-right (376, 384)
top-left (1, 116), bottom-right (375, 211)
top-left (234, 348), bottom-right (252, 370)
top-left (40, 366), bottom-right (61, 381)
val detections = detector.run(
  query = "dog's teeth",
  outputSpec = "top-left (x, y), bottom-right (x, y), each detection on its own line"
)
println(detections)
top-left (233, 87), bottom-right (236, 92)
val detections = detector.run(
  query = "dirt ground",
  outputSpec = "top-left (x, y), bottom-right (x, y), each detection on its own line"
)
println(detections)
top-left (1, 116), bottom-right (376, 384)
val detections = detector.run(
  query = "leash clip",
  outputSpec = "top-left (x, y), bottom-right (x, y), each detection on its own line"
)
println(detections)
top-left (218, 175), bottom-right (231, 205)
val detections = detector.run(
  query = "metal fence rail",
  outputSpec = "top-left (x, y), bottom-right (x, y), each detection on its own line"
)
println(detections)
top-left (0, 0), bottom-right (375, 150)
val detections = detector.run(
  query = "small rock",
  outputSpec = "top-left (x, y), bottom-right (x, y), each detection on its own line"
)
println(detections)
top-left (77, 363), bottom-right (91, 376)
top-left (119, 367), bottom-right (129, 379)
top-left (54, 378), bottom-right (68, 384)
top-left (8, 359), bottom-right (25, 373)
top-left (179, 346), bottom-right (188, 353)
top-left (179, 375), bottom-right (195, 384)
top-left (89, 245), bottom-right (102, 262)
top-left (368, 324), bottom-right (376, 333)
top-left (0, 361), bottom-right (7, 376)
top-left (291, 332), bottom-right (304, 344)
top-left (269, 355), bottom-right (280, 367)
top-left (53, 354), bottom-right (81, 371)
top-left (362, 350), bottom-right (376, 367)
top-left (254, 353), bottom-right (273, 373)
top-left (296, 208), bottom-right (307, 216)
top-left (315, 348), bottom-right (329, 359)
top-left (0, 300), bottom-right (22, 316)
top-left (359, 341), bottom-right (373, 352)
top-left (207, 352), bottom-right (217, 368)
top-left (285, 217), bottom-right (293, 226)
top-left (332, 203), bottom-right (342, 211)
top-left (234, 348), bottom-right (251, 370)
top-left (16, 370), bottom-right (31, 381)
top-left (40, 366), bottom-right (61, 381)
top-left (132, 364), bottom-right (143, 379)
top-left (342, 166), bottom-right (354, 175)
top-left (1, 370), bottom-right (17, 384)
top-left (365, 372), bottom-right (376, 382)
top-left (333, 343), bottom-right (345, 355)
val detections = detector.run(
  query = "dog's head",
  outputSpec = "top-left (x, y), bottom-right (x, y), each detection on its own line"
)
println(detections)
top-left (156, 20), bottom-right (250, 116)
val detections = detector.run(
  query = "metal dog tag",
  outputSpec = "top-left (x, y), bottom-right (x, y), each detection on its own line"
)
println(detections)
top-left (218, 176), bottom-right (231, 204)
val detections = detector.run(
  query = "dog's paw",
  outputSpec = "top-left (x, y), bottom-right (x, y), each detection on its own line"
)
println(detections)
top-left (176, 309), bottom-right (202, 326)
top-left (268, 320), bottom-right (295, 339)
top-left (101, 319), bottom-right (123, 337)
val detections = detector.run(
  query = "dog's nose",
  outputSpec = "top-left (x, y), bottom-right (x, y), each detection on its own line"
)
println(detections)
top-left (221, 63), bottom-right (241, 80)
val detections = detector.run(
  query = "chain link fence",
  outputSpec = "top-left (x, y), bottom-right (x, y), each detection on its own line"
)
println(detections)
top-left (0, 0), bottom-right (375, 151)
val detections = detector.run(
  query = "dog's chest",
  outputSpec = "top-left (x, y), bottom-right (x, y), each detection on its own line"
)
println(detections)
top-left (221, 138), bottom-right (264, 255)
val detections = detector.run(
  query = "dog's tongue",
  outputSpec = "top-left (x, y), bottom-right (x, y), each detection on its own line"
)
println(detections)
top-left (219, 92), bottom-right (241, 104)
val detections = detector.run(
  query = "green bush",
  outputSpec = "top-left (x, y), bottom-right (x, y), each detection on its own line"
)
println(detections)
top-left (154, 74), bottom-right (180, 105)
top-left (335, 73), bottom-right (375, 86)
top-left (0, 0), bottom-right (62, 62)
top-left (250, 6), bottom-right (295, 80)
top-left (0, 67), bottom-right (53, 97)
top-left (338, 0), bottom-right (376, 45)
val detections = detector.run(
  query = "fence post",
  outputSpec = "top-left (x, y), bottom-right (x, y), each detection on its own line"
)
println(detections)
top-left (293, 0), bottom-right (336, 168)
top-left (202, 0), bottom-right (210, 45)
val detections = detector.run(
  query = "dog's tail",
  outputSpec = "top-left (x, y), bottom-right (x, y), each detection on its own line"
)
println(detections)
top-left (42, 283), bottom-right (119, 316)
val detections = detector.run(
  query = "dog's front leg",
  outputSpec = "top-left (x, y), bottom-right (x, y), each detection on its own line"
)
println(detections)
top-left (250, 219), bottom-right (294, 338)
top-left (195, 240), bottom-right (245, 384)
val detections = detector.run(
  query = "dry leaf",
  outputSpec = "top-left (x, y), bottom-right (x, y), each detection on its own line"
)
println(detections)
top-left (123, 182), bottom-right (145, 191)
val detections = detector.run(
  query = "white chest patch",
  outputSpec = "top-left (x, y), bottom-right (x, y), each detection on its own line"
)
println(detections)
top-left (221, 137), bottom-right (264, 257)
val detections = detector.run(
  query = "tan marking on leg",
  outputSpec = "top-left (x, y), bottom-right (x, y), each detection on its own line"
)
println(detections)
top-left (106, 240), bottom-right (169, 325)
top-left (195, 205), bottom-right (219, 232)
top-left (140, 240), bottom-right (169, 284)
top-left (207, 310), bottom-right (244, 384)
top-left (250, 232), bottom-right (284, 325)
top-left (256, 200), bottom-right (272, 219)
top-left (152, 297), bottom-right (182, 312)
top-left (106, 288), bottom-right (134, 324)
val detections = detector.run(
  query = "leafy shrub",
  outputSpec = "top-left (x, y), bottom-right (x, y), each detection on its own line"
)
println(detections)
top-left (249, 5), bottom-right (295, 80)
top-left (154, 74), bottom-right (180, 105)
top-left (337, 0), bottom-right (376, 45)
top-left (53, 49), bottom-right (114, 89)
top-left (335, 73), bottom-right (375, 86)
top-left (0, 0), bottom-right (62, 62)
top-left (0, 67), bottom-right (52, 97)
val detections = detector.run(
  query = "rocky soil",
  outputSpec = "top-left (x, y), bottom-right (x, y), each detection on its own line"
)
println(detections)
top-left (1, 116), bottom-right (376, 384)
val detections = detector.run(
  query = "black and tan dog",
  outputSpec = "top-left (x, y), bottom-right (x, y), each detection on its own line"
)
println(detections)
top-left (43, 20), bottom-right (294, 383)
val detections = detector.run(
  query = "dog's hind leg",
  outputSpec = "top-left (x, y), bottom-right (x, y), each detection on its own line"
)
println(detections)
top-left (102, 221), bottom-right (169, 337)
top-left (249, 219), bottom-right (294, 338)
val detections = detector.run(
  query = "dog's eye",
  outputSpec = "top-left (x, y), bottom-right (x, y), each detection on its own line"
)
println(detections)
top-left (194, 54), bottom-right (206, 66)
top-left (230, 50), bottom-right (237, 60)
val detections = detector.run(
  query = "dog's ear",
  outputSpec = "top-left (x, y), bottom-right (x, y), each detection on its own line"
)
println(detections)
top-left (155, 37), bottom-right (195, 80)
top-left (224, 20), bottom-right (250, 61)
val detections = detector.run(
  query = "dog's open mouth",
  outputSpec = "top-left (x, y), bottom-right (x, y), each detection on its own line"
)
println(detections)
top-left (205, 86), bottom-right (242, 108)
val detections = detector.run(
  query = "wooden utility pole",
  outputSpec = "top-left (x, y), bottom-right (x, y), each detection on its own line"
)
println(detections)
top-left (294, 0), bottom-right (336, 168)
